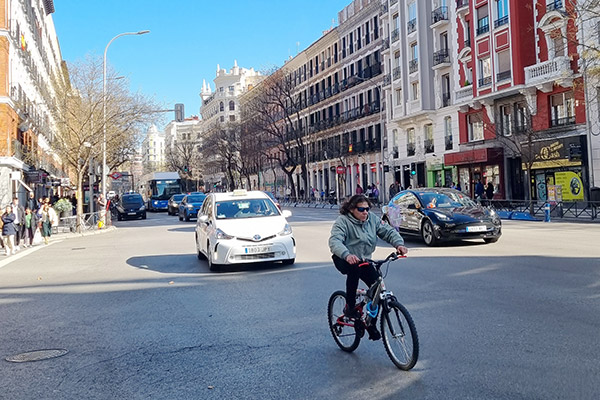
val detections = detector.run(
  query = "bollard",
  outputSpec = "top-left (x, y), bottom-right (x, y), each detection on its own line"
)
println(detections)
top-left (544, 203), bottom-right (551, 222)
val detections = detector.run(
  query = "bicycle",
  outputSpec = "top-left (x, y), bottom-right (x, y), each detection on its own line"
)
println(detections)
top-left (327, 252), bottom-right (419, 370)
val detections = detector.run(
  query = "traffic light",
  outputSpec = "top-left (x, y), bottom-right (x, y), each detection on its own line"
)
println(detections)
top-left (174, 103), bottom-right (184, 122)
top-left (183, 165), bottom-right (188, 172)
top-left (410, 162), bottom-right (416, 176)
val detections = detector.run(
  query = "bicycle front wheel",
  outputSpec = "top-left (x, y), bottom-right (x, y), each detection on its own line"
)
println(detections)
top-left (380, 300), bottom-right (419, 370)
top-left (328, 290), bottom-right (361, 352)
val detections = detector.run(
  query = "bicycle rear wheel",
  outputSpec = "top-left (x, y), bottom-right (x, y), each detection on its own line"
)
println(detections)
top-left (327, 290), bottom-right (361, 352)
top-left (380, 300), bottom-right (419, 370)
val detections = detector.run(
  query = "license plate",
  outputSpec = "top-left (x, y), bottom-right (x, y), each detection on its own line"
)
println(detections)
top-left (245, 245), bottom-right (272, 254)
top-left (466, 225), bottom-right (486, 232)
top-left (128, 212), bottom-right (137, 216)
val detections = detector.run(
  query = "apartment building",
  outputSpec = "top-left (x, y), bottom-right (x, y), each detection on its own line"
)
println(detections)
top-left (163, 116), bottom-right (203, 189)
top-left (0, 0), bottom-right (65, 205)
top-left (141, 125), bottom-right (166, 172)
top-left (199, 61), bottom-right (263, 189)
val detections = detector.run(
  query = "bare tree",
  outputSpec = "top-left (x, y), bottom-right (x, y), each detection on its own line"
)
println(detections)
top-left (202, 121), bottom-right (242, 190)
top-left (165, 139), bottom-right (199, 191)
top-left (50, 56), bottom-right (159, 231)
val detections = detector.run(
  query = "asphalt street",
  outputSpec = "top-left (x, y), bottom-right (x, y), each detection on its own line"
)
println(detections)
top-left (0, 208), bottom-right (598, 399)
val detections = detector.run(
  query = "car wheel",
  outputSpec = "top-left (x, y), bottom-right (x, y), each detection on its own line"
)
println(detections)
top-left (142, 213), bottom-right (147, 220)
top-left (421, 220), bottom-right (437, 246)
top-left (484, 237), bottom-right (499, 244)
top-left (282, 258), bottom-right (295, 265)
top-left (207, 243), bottom-right (220, 272)
top-left (196, 234), bottom-right (206, 260)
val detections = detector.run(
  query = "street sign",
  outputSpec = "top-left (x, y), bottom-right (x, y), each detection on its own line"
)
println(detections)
top-left (109, 172), bottom-right (122, 180)
top-left (336, 166), bottom-right (345, 175)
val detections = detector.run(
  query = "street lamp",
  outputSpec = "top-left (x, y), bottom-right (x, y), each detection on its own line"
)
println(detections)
top-left (102, 30), bottom-right (149, 201)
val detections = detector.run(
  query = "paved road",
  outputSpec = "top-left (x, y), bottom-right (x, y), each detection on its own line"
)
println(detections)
top-left (0, 209), bottom-right (598, 399)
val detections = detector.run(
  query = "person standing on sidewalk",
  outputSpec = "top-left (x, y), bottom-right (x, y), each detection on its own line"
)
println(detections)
top-left (11, 197), bottom-right (25, 251)
top-left (23, 207), bottom-right (38, 247)
top-left (2, 205), bottom-right (17, 256)
top-left (26, 191), bottom-right (37, 212)
top-left (97, 194), bottom-right (107, 227)
top-left (40, 203), bottom-right (58, 245)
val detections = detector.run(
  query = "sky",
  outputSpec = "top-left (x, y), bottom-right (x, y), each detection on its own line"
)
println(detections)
top-left (52, 0), bottom-right (351, 126)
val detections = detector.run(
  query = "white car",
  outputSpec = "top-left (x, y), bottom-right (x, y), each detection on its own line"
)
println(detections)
top-left (195, 190), bottom-right (296, 271)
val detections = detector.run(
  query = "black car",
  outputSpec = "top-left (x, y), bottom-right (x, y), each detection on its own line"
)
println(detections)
top-left (116, 193), bottom-right (147, 221)
top-left (168, 194), bottom-right (185, 216)
top-left (382, 188), bottom-right (501, 246)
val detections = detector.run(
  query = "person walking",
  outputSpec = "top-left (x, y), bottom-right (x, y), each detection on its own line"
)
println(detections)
top-left (97, 194), bottom-right (107, 227)
top-left (2, 205), bottom-right (17, 256)
top-left (23, 207), bottom-right (39, 247)
top-left (26, 191), bottom-right (37, 211)
top-left (40, 203), bottom-right (58, 245)
top-left (474, 179), bottom-right (484, 200)
top-left (355, 183), bottom-right (363, 195)
top-left (485, 182), bottom-right (494, 201)
top-left (328, 194), bottom-right (408, 341)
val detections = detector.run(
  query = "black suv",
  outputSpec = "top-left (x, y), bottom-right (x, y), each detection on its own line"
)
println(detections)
top-left (116, 193), bottom-right (147, 221)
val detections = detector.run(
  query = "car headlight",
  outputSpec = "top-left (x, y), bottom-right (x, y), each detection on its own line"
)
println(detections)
top-left (187, 204), bottom-right (194, 209)
top-left (173, 202), bottom-right (178, 207)
top-left (432, 211), bottom-right (450, 221)
top-left (215, 228), bottom-right (234, 240)
top-left (279, 223), bottom-right (293, 236)
top-left (140, 206), bottom-right (146, 211)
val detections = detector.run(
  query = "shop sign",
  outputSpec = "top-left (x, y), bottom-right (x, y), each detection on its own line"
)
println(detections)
top-left (554, 171), bottom-right (584, 201)
top-left (525, 136), bottom-right (582, 170)
top-left (370, 162), bottom-right (377, 172)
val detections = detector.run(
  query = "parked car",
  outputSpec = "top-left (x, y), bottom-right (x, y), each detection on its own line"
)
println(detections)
top-left (178, 194), bottom-right (207, 222)
top-left (382, 187), bottom-right (501, 246)
top-left (168, 194), bottom-right (185, 216)
top-left (115, 193), bottom-right (146, 221)
top-left (195, 189), bottom-right (296, 271)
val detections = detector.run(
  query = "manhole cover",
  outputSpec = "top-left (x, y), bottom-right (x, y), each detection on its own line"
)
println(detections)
top-left (5, 349), bottom-right (69, 363)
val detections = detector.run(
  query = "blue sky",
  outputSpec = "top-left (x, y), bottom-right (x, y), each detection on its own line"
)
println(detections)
top-left (52, 0), bottom-right (351, 125)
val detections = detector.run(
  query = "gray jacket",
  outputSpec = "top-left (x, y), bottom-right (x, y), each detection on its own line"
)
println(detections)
top-left (329, 212), bottom-right (404, 260)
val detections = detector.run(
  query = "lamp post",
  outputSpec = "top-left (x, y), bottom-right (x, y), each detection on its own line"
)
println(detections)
top-left (102, 30), bottom-right (149, 201)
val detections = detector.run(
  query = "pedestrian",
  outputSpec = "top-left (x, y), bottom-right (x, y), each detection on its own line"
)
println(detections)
top-left (328, 194), bottom-right (408, 341)
top-left (486, 182), bottom-right (494, 200)
top-left (11, 197), bottom-right (24, 251)
top-left (23, 207), bottom-right (38, 247)
top-left (40, 202), bottom-right (58, 245)
top-left (355, 183), bottom-right (363, 194)
top-left (456, 182), bottom-right (462, 192)
top-left (2, 205), bottom-right (17, 256)
top-left (372, 185), bottom-right (379, 204)
top-left (474, 179), bottom-right (484, 200)
top-left (97, 193), bottom-right (107, 226)
top-left (26, 191), bottom-right (37, 211)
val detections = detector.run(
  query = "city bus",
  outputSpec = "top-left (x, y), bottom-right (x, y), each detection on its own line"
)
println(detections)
top-left (145, 172), bottom-right (183, 211)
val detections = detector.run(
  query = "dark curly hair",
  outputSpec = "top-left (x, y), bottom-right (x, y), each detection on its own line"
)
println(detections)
top-left (339, 194), bottom-right (371, 215)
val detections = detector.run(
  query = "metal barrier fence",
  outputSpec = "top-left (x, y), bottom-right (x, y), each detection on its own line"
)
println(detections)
top-left (483, 199), bottom-right (599, 221)
top-left (57, 211), bottom-right (111, 233)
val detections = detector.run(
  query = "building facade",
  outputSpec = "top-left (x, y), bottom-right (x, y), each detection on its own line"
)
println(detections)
top-left (141, 124), bottom-right (166, 173)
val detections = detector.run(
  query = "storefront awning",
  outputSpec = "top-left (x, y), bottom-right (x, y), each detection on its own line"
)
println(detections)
top-left (444, 148), bottom-right (503, 166)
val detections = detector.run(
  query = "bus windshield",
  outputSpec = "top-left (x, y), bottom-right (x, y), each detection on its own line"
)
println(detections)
top-left (150, 180), bottom-right (182, 200)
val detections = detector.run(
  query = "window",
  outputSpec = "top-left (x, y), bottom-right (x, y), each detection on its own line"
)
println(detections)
top-left (220, 116), bottom-right (225, 122)
top-left (374, 16), bottom-right (379, 40)
top-left (408, 2), bottom-right (416, 21)
top-left (229, 115), bottom-right (235, 122)
top-left (516, 103), bottom-right (527, 132)
top-left (468, 113), bottom-right (484, 141)
top-left (229, 101), bottom-right (235, 111)
top-left (411, 81), bottom-right (420, 100)
top-left (444, 116), bottom-right (453, 150)
top-left (228, 85), bottom-right (235, 91)
top-left (500, 105), bottom-right (513, 136)
top-left (496, 50), bottom-right (511, 81)
top-left (478, 57), bottom-right (492, 86)
top-left (477, 6), bottom-right (489, 35)
top-left (407, 128), bottom-right (416, 156)
top-left (220, 102), bottom-right (224, 112)
top-left (411, 42), bottom-right (418, 60)
top-left (424, 124), bottom-right (434, 153)
top-left (395, 88), bottom-right (402, 105)
top-left (550, 92), bottom-right (575, 126)
top-left (496, 0), bottom-right (508, 19)
top-left (552, 34), bottom-right (565, 57)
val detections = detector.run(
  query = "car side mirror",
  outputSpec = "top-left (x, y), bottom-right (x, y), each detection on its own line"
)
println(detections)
top-left (282, 210), bottom-right (292, 218)
top-left (198, 215), bottom-right (209, 224)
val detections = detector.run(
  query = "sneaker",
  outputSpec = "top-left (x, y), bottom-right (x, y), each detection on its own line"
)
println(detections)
top-left (344, 305), bottom-right (361, 320)
top-left (15, 246), bottom-right (20, 251)
top-left (367, 325), bottom-right (381, 341)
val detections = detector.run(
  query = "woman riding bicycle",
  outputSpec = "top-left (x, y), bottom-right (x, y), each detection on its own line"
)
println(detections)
top-left (328, 194), bottom-right (408, 341)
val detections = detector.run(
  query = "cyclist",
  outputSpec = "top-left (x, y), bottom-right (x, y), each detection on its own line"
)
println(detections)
top-left (328, 194), bottom-right (408, 340)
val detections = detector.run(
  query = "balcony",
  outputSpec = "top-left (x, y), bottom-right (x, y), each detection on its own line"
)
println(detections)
top-left (456, 0), bottom-right (469, 12)
top-left (445, 135), bottom-right (453, 150)
top-left (464, 38), bottom-right (471, 48)
top-left (393, 66), bottom-right (401, 80)
top-left (407, 19), bottom-right (417, 34)
top-left (432, 48), bottom-right (450, 67)
top-left (524, 56), bottom-right (572, 88)
top-left (456, 85), bottom-right (473, 102)
top-left (391, 28), bottom-right (400, 43)
top-left (497, 70), bottom-right (511, 82)
top-left (477, 18), bottom-right (490, 35)
top-left (424, 139), bottom-right (435, 153)
top-left (494, 15), bottom-right (509, 28)
top-left (479, 76), bottom-right (492, 87)
top-left (409, 59), bottom-right (418, 74)
top-left (550, 115), bottom-right (576, 127)
top-left (407, 143), bottom-right (416, 156)
top-left (547, 0), bottom-right (563, 11)
top-left (382, 38), bottom-right (390, 50)
top-left (390, 0), bottom-right (398, 5)
top-left (383, 74), bottom-right (392, 86)
top-left (431, 6), bottom-right (448, 26)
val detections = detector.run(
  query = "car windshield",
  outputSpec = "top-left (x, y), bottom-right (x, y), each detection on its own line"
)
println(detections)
top-left (172, 195), bottom-right (185, 201)
top-left (215, 199), bottom-right (280, 219)
top-left (122, 196), bottom-right (142, 206)
top-left (417, 192), bottom-right (466, 209)
top-left (187, 196), bottom-right (206, 203)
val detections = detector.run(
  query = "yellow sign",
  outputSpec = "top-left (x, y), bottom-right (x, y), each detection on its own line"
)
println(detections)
top-left (554, 172), bottom-right (583, 201)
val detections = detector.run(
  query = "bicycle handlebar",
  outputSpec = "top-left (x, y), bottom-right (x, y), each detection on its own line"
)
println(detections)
top-left (359, 251), bottom-right (406, 268)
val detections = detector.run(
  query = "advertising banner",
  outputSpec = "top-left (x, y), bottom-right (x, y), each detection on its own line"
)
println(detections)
top-left (554, 171), bottom-right (584, 201)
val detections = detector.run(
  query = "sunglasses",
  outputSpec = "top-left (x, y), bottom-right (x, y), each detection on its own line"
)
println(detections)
top-left (356, 206), bottom-right (370, 212)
